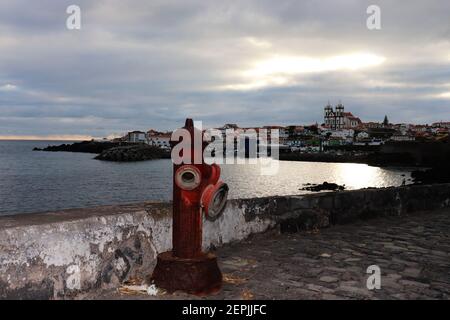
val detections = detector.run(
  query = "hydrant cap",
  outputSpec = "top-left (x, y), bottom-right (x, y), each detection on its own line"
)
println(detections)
top-left (201, 181), bottom-right (229, 221)
top-left (175, 165), bottom-right (202, 190)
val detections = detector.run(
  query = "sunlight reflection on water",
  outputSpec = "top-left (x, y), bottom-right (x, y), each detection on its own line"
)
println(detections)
top-left (221, 159), bottom-right (411, 199)
top-left (0, 141), bottom-right (411, 215)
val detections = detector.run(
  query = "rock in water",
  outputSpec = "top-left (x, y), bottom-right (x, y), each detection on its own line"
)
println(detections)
top-left (301, 182), bottom-right (345, 192)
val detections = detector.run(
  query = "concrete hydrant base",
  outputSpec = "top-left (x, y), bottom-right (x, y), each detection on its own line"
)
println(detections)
top-left (150, 251), bottom-right (222, 295)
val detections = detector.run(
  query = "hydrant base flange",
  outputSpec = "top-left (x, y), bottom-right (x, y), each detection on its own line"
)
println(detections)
top-left (150, 251), bottom-right (222, 295)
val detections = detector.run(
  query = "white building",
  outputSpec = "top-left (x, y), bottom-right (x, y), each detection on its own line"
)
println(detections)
top-left (322, 128), bottom-right (355, 144)
top-left (147, 130), bottom-right (171, 149)
top-left (126, 131), bottom-right (147, 143)
top-left (342, 112), bottom-right (362, 128)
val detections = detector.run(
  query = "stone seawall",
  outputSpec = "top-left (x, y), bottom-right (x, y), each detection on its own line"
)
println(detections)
top-left (1, 183), bottom-right (449, 299)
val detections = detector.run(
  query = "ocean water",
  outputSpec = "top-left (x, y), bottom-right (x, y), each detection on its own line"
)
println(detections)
top-left (0, 140), bottom-right (412, 216)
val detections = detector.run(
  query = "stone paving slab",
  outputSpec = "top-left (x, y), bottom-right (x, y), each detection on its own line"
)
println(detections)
top-left (86, 209), bottom-right (450, 300)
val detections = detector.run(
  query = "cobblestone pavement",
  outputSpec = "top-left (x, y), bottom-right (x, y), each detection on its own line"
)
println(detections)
top-left (91, 209), bottom-right (450, 300)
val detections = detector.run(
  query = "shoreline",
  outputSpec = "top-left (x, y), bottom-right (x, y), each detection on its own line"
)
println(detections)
top-left (279, 151), bottom-right (370, 164)
top-left (0, 181), bottom-right (423, 218)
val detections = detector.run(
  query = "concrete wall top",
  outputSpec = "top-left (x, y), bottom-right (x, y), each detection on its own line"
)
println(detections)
top-left (1, 183), bottom-right (449, 299)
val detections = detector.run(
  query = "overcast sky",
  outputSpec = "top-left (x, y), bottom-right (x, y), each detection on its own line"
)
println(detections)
top-left (0, 0), bottom-right (449, 139)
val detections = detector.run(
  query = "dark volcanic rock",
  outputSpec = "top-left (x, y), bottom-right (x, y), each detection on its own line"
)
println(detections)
top-left (367, 152), bottom-right (416, 167)
top-left (33, 140), bottom-right (121, 154)
top-left (94, 144), bottom-right (170, 162)
top-left (411, 165), bottom-right (450, 184)
top-left (301, 181), bottom-right (345, 192)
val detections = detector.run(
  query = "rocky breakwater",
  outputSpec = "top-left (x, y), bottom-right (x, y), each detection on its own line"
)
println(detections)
top-left (33, 140), bottom-right (121, 154)
top-left (94, 144), bottom-right (170, 162)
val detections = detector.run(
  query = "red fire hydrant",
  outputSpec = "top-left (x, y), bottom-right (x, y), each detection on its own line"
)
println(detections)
top-left (151, 118), bottom-right (228, 295)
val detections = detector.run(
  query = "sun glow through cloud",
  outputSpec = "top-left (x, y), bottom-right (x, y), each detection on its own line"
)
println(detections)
top-left (0, 83), bottom-right (18, 91)
top-left (437, 92), bottom-right (450, 99)
top-left (247, 53), bottom-right (386, 76)
top-left (224, 53), bottom-right (386, 90)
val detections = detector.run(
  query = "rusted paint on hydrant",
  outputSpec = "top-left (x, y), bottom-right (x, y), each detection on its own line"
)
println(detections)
top-left (151, 118), bottom-right (228, 295)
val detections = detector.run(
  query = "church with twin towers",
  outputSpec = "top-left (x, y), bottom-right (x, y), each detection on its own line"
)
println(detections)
top-left (324, 102), bottom-right (362, 130)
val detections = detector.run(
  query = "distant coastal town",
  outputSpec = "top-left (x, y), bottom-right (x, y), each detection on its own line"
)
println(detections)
top-left (104, 102), bottom-right (449, 153)
top-left (34, 101), bottom-right (450, 186)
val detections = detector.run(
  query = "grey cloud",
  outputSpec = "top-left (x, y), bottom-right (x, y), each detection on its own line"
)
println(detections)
top-left (0, 0), bottom-right (449, 137)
